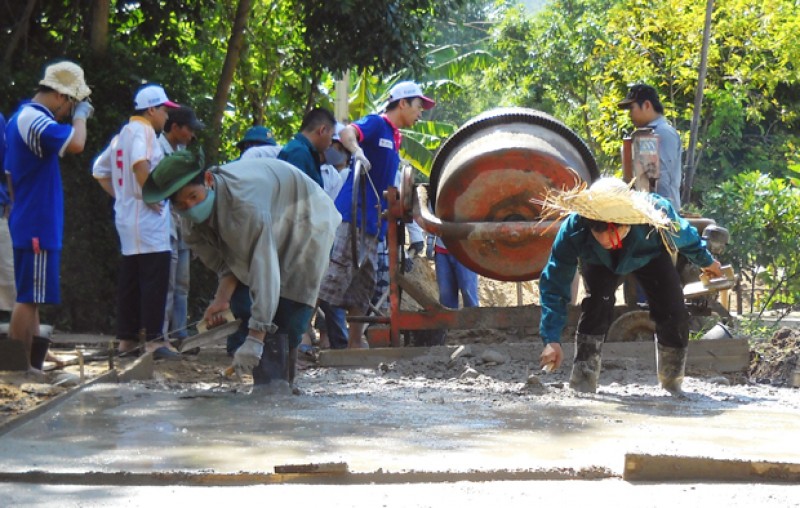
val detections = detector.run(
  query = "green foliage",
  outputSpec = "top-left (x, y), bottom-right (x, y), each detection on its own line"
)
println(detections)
top-left (301, 0), bottom-right (467, 76)
top-left (0, 0), bottom-right (482, 333)
top-left (481, 0), bottom-right (800, 197)
top-left (5, 0), bottom-right (800, 333)
top-left (703, 172), bottom-right (800, 314)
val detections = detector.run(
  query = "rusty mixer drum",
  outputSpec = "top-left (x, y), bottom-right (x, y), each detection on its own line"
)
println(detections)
top-left (428, 108), bottom-right (600, 281)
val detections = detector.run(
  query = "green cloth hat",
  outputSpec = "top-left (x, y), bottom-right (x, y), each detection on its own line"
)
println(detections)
top-left (143, 150), bottom-right (205, 204)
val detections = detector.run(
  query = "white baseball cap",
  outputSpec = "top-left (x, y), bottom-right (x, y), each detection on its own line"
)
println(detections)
top-left (332, 122), bottom-right (346, 141)
top-left (134, 84), bottom-right (180, 110)
top-left (39, 61), bottom-right (91, 101)
top-left (387, 81), bottom-right (435, 110)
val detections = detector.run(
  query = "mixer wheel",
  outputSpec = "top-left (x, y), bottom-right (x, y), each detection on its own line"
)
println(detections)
top-left (607, 310), bottom-right (655, 342)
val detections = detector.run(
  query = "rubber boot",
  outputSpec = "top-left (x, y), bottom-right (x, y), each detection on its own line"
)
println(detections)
top-left (252, 333), bottom-right (288, 386)
top-left (30, 335), bottom-right (52, 371)
top-left (286, 346), bottom-right (298, 386)
top-left (569, 333), bottom-right (604, 393)
top-left (657, 344), bottom-right (688, 395)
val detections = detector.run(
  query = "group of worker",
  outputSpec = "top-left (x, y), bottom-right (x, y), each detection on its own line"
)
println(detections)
top-left (3, 59), bottom-right (722, 397)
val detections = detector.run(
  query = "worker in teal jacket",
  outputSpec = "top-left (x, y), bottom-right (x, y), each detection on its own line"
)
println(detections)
top-left (536, 177), bottom-right (722, 395)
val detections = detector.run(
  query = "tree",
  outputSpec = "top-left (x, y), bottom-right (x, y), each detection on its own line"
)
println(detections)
top-left (0, 0), bottom-right (478, 332)
top-left (480, 0), bottom-right (800, 202)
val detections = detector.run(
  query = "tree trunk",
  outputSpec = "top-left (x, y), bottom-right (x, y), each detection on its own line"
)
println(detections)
top-left (90, 0), bottom-right (110, 57)
top-left (3, 0), bottom-right (38, 69)
top-left (207, 0), bottom-right (252, 163)
top-left (682, 0), bottom-right (714, 205)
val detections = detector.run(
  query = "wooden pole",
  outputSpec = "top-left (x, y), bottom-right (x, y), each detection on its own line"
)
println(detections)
top-left (682, 0), bottom-right (715, 204)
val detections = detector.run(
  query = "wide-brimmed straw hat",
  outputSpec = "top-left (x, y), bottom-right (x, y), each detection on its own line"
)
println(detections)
top-left (533, 177), bottom-right (679, 250)
top-left (537, 177), bottom-right (671, 226)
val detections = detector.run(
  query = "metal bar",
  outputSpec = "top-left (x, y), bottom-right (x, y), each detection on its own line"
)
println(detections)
top-left (412, 185), bottom-right (562, 241)
top-left (386, 187), bottom-right (404, 346)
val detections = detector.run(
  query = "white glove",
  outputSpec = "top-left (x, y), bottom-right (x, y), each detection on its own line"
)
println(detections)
top-left (73, 101), bottom-right (94, 120)
top-left (233, 336), bottom-right (264, 372)
top-left (353, 147), bottom-right (371, 171)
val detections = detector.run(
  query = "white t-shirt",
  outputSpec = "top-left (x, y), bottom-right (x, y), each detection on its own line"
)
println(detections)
top-left (93, 117), bottom-right (170, 255)
top-left (320, 164), bottom-right (350, 200)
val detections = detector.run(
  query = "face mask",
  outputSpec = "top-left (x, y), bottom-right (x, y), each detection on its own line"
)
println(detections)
top-left (179, 188), bottom-right (215, 223)
top-left (324, 146), bottom-right (347, 167)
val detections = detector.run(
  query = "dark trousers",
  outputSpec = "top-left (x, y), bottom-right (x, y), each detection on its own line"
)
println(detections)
top-left (578, 250), bottom-right (688, 348)
top-left (226, 281), bottom-right (314, 351)
top-left (318, 299), bottom-right (348, 349)
top-left (117, 251), bottom-right (171, 342)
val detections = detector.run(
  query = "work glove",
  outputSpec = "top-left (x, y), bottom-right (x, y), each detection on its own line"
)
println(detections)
top-left (73, 101), bottom-right (94, 120)
top-left (353, 147), bottom-right (371, 172)
top-left (407, 241), bottom-right (424, 258)
top-left (232, 335), bottom-right (264, 373)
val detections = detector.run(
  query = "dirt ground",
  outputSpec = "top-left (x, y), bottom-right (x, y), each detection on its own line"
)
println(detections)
top-left (1, 258), bottom-right (798, 428)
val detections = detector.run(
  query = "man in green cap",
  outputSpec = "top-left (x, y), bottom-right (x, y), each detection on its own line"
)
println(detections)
top-left (143, 151), bottom-right (341, 388)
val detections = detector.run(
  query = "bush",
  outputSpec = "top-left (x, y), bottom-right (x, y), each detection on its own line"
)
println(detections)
top-left (703, 171), bottom-right (800, 316)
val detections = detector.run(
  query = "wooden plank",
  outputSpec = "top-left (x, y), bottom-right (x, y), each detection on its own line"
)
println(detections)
top-left (317, 339), bottom-right (749, 373)
top-left (624, 453), bottom-right (800, 483)
top-left (274, 462), bottom-right (349, 474)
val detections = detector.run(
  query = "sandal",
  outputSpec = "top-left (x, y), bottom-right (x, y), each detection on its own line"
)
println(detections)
top-left (297, 344), bottom-right (316, 360)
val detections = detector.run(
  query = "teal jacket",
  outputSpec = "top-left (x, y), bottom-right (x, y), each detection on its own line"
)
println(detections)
top-left (538, 196), bottom-right (714, 344)
top-left (278, 133), bottom-right (323, 188)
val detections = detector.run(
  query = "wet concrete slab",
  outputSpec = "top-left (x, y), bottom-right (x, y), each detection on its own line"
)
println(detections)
top-left (1, 379), bottom-right (799, 476)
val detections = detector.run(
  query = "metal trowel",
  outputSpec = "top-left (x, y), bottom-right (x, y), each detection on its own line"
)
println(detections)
top-left (683, 264), bottom-right (735, 298)
top-left (178, 310), bottom-right (241, 353)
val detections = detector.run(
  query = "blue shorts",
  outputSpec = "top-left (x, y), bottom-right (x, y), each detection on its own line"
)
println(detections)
top-left (14, 248), bottom-right (61, 304)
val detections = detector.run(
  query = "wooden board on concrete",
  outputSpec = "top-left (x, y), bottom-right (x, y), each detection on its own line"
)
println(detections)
top-left (318, 339), bottom-right (750, 373)
top-left (602, 338), bottom-right (749, 373)
top-left (624, 453), bottom-right (800, 483)
top-left (274, 462), bottom-right (349, 474)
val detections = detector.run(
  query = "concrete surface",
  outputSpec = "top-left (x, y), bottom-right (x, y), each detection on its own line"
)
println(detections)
top-left (1, 378), bottom-right (799, 477)
top-left (2, 480), bottom-right (800, 508)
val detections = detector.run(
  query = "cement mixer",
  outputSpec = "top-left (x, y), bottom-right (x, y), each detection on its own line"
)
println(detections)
top-left (361, 108), bottom-right (730, 346)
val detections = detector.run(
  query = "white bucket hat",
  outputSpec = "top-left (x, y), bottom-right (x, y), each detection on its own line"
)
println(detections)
top-left (39, 61), bottom-right (91, 101)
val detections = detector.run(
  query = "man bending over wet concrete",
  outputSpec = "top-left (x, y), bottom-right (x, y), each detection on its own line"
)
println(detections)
top-left (142, 150), bottom-right (340, 390)
top-left (535, 177), bottom-right (722, 396)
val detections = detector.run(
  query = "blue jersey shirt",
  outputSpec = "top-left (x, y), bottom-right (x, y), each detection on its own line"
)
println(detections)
top-left (4, 102), bottom-right (74, 250)
top-left (334, 114), bottom-right (400, 237)
top-left (0, 113), bottom-right (9, 207)
top-left (538, 196), bottom-right (714, 344)
top-left (278, 133), bottom-right (324, 188)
